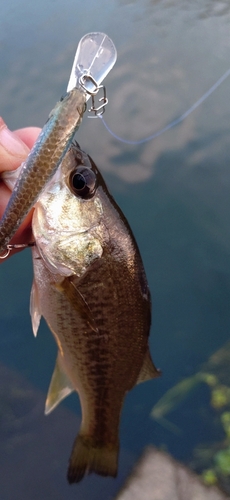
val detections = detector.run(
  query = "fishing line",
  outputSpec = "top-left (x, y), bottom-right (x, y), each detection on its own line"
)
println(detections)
top-left (89, 67), bottom-right (230, 145)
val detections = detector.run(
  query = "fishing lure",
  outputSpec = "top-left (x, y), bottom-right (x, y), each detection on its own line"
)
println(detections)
top-left (0, 32), bottom-right (117, 256)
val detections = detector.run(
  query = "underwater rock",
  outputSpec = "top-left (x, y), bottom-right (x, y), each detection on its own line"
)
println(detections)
top-left (116, 447), bottom-right (229, 500)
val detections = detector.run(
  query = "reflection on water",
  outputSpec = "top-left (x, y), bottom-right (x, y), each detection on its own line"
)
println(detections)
top-left (0, 0), bottom-right (230, 498)
top-left (123, 0), bottom-right (230, 20)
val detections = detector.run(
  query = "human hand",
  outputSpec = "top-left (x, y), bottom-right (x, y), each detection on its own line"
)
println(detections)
top-left (0, 117), bottom-right (41, 259)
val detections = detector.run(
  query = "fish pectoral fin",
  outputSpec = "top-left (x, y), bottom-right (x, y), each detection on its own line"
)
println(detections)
top-left (55, 277), bottom-right (98, 333)
top-left (136, 349), bottom-right (161, 385)
top-left (45, 353), bottom-right (74, 415)
top-left (30, 280), bottom-right (41, 337)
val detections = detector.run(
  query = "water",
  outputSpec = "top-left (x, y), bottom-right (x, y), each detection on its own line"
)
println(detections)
top-left (0, 0), bottom-right (230, 497)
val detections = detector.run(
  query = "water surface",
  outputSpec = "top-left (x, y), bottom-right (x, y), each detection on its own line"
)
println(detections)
top-left (0, 0), bottom-right (230, 498)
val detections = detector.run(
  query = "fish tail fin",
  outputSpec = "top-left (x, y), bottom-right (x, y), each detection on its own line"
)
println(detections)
top-left (67, 433), bottom-right (119, 483)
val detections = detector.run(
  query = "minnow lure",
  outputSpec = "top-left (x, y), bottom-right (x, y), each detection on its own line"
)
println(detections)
top-left (0, 32), bottom-right (117, 255)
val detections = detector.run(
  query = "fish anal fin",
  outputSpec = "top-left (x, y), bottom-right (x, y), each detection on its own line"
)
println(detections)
top-left (55, 277), bottom-right (98, 333)
top-left (136, 349), bottom-right (161, 385)
top-left (30, 280), bottom-right (41, 337)
top-left (67, 433), bottom-right (118, 483)
top-left (45, 352), bottom-right (74, 415)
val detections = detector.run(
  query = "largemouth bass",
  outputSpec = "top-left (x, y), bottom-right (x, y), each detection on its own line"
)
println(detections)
top-left (4, 142), bottom-right (160, 483)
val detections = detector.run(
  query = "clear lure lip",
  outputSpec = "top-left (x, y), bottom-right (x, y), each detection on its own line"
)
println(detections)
top-left (0, 33), bottom-right (117, 256)
top-left (67, 32), bottom-right (117, 94)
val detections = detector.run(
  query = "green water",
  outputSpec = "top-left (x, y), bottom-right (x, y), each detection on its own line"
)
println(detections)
top-left (0, 0), bottom-right (230, 498)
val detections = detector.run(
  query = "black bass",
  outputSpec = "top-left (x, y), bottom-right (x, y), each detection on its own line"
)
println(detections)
top-left (4, 142), bottom-right (160, 483)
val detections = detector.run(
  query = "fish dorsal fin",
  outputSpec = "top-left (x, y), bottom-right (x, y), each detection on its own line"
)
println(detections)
top-left (45, 353), bottom-right (74, 415)
top-left (56, 277), bottom-right (98, 333)
top-left (136, 349), bottom-right (161, 385)
top-left (30, 280), bottom-right (41, 337)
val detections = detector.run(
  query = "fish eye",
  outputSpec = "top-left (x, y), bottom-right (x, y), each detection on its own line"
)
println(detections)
top-left (69, 167), bottom-right (96, 199)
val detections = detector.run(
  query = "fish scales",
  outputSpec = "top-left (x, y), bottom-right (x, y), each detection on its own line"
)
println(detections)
top-left (33, 249), bottom-right (125, 456)
top-left (33, 228), bottom-right (148, 421)
top-left (30, 142), bottom-right (160, 483)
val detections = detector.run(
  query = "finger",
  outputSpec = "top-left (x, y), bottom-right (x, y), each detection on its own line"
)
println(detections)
top-left (14, 127), bottom-right (41, 150)
top-left (0, 119), bottom-right (40, 215)
top-left (0, 120), bottom-right (40, 260)
top-left (0, 117), bottom-right (30, 171)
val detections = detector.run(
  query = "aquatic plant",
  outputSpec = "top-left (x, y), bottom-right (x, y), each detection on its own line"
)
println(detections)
top-left (151, 341), bottom-right (230, 493)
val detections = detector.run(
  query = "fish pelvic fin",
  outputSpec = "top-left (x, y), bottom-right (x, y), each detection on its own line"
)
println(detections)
top-left (45, 353), bottom-right (74, 415)
top-left (30, 280), bottom-right (41, 337)
top-left (136, 348), bottom-right (161, 385)
top-left (67, 433), bottom-right (118, 484)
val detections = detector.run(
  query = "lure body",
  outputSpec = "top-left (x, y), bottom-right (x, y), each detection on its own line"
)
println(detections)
top-left (0, 88), bottom-right (86, 254)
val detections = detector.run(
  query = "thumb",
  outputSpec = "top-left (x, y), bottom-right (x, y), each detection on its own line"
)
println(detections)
top-left (0, 117), bottom-right (30, 172)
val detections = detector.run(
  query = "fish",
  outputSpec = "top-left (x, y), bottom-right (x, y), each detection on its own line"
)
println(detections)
top-left (0, 87), bottom-right (86, 255)
top-left (29, 141), bottom-right (160, 483)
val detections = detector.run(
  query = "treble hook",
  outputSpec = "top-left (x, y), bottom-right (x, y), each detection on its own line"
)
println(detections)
top-left (79, 73), bottom-right (109, 116)
top-left (0, 242), bottom-right (35, 259)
